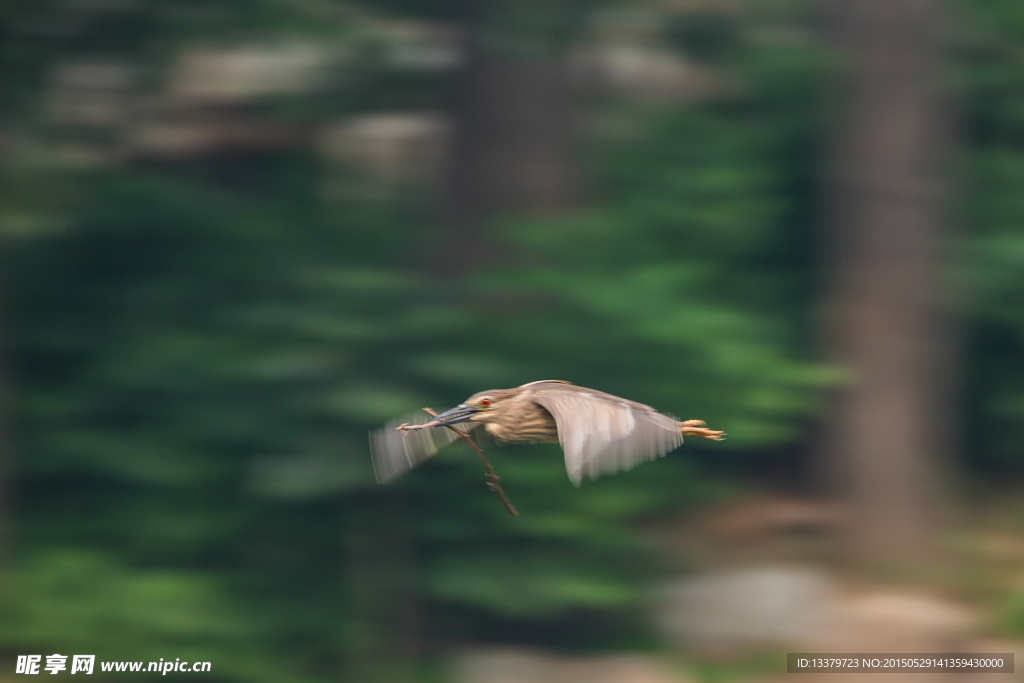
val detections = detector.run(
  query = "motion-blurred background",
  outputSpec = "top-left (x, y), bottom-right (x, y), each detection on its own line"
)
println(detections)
top-left (1, 0), bottom-right (1023, 681)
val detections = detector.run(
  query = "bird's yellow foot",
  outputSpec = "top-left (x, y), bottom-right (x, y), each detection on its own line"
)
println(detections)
top-left (681, 420), bottom-right (725, 440)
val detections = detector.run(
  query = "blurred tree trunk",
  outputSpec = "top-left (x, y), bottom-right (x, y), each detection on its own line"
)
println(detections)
top-left (436, 6), bottom-right (578, 274)
top-left (364, 5), bottom-right (580, 675)
top-left (819, 0), bottom-right (948, 560)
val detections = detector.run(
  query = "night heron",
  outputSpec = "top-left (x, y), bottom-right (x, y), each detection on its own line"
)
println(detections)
top-left (371, 380), bottom-right (724, 486)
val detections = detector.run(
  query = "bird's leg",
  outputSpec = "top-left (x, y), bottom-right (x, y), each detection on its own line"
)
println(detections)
top-left (681, 420), bottom-right (726, 440)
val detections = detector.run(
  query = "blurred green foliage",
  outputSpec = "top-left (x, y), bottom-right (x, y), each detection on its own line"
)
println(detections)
top-left (0, 0), bottom-right (1021, 681)
top-left (957, 0), bottom-right (1024, 474)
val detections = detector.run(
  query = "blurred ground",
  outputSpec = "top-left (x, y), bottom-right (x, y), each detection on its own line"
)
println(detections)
top-left (449, 493), bottom-right (1024, 683)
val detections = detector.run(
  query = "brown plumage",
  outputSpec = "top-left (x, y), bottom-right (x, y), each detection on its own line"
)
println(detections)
top-left (370, 380), bottom-right (724, 486)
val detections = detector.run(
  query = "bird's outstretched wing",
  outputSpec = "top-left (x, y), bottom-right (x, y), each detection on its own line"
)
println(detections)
top-left (369, 412), bottom-right (476, 483)
top-left (530, 385), bottom-right (683, 486)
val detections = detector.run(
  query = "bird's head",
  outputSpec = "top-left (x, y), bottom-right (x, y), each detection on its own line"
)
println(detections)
top-left (429, 388), bottom-right (519, 427)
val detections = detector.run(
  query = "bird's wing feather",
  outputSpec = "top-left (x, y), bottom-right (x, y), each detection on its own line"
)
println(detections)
top-left (369, 413), bottom-right (476, 484)
top-left (530, 386), bottom-right (683, 486)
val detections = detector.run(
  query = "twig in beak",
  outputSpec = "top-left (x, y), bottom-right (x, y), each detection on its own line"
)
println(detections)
top-left (397, 421), bottom-right (434, 432)
top-left (421, 407), bottom-right (518, 517)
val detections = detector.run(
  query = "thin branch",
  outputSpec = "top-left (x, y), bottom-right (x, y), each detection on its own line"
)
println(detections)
top-left (422, 408), bottom-right (518, 517)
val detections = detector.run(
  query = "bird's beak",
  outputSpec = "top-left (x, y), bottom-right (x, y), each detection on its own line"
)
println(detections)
top-left (431, 403), bottom-right (479, 427)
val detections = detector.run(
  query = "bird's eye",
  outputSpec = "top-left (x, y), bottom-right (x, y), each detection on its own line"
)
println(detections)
top-left (479, 398), bottom-right (492, 408)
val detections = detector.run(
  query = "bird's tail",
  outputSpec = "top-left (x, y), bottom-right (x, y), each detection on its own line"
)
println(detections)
top-left (680, 419), bottom-right (726, 440)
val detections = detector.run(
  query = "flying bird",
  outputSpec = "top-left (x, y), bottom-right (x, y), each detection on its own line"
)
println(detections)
top-left (370, 380), bottom-right (724, 486)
